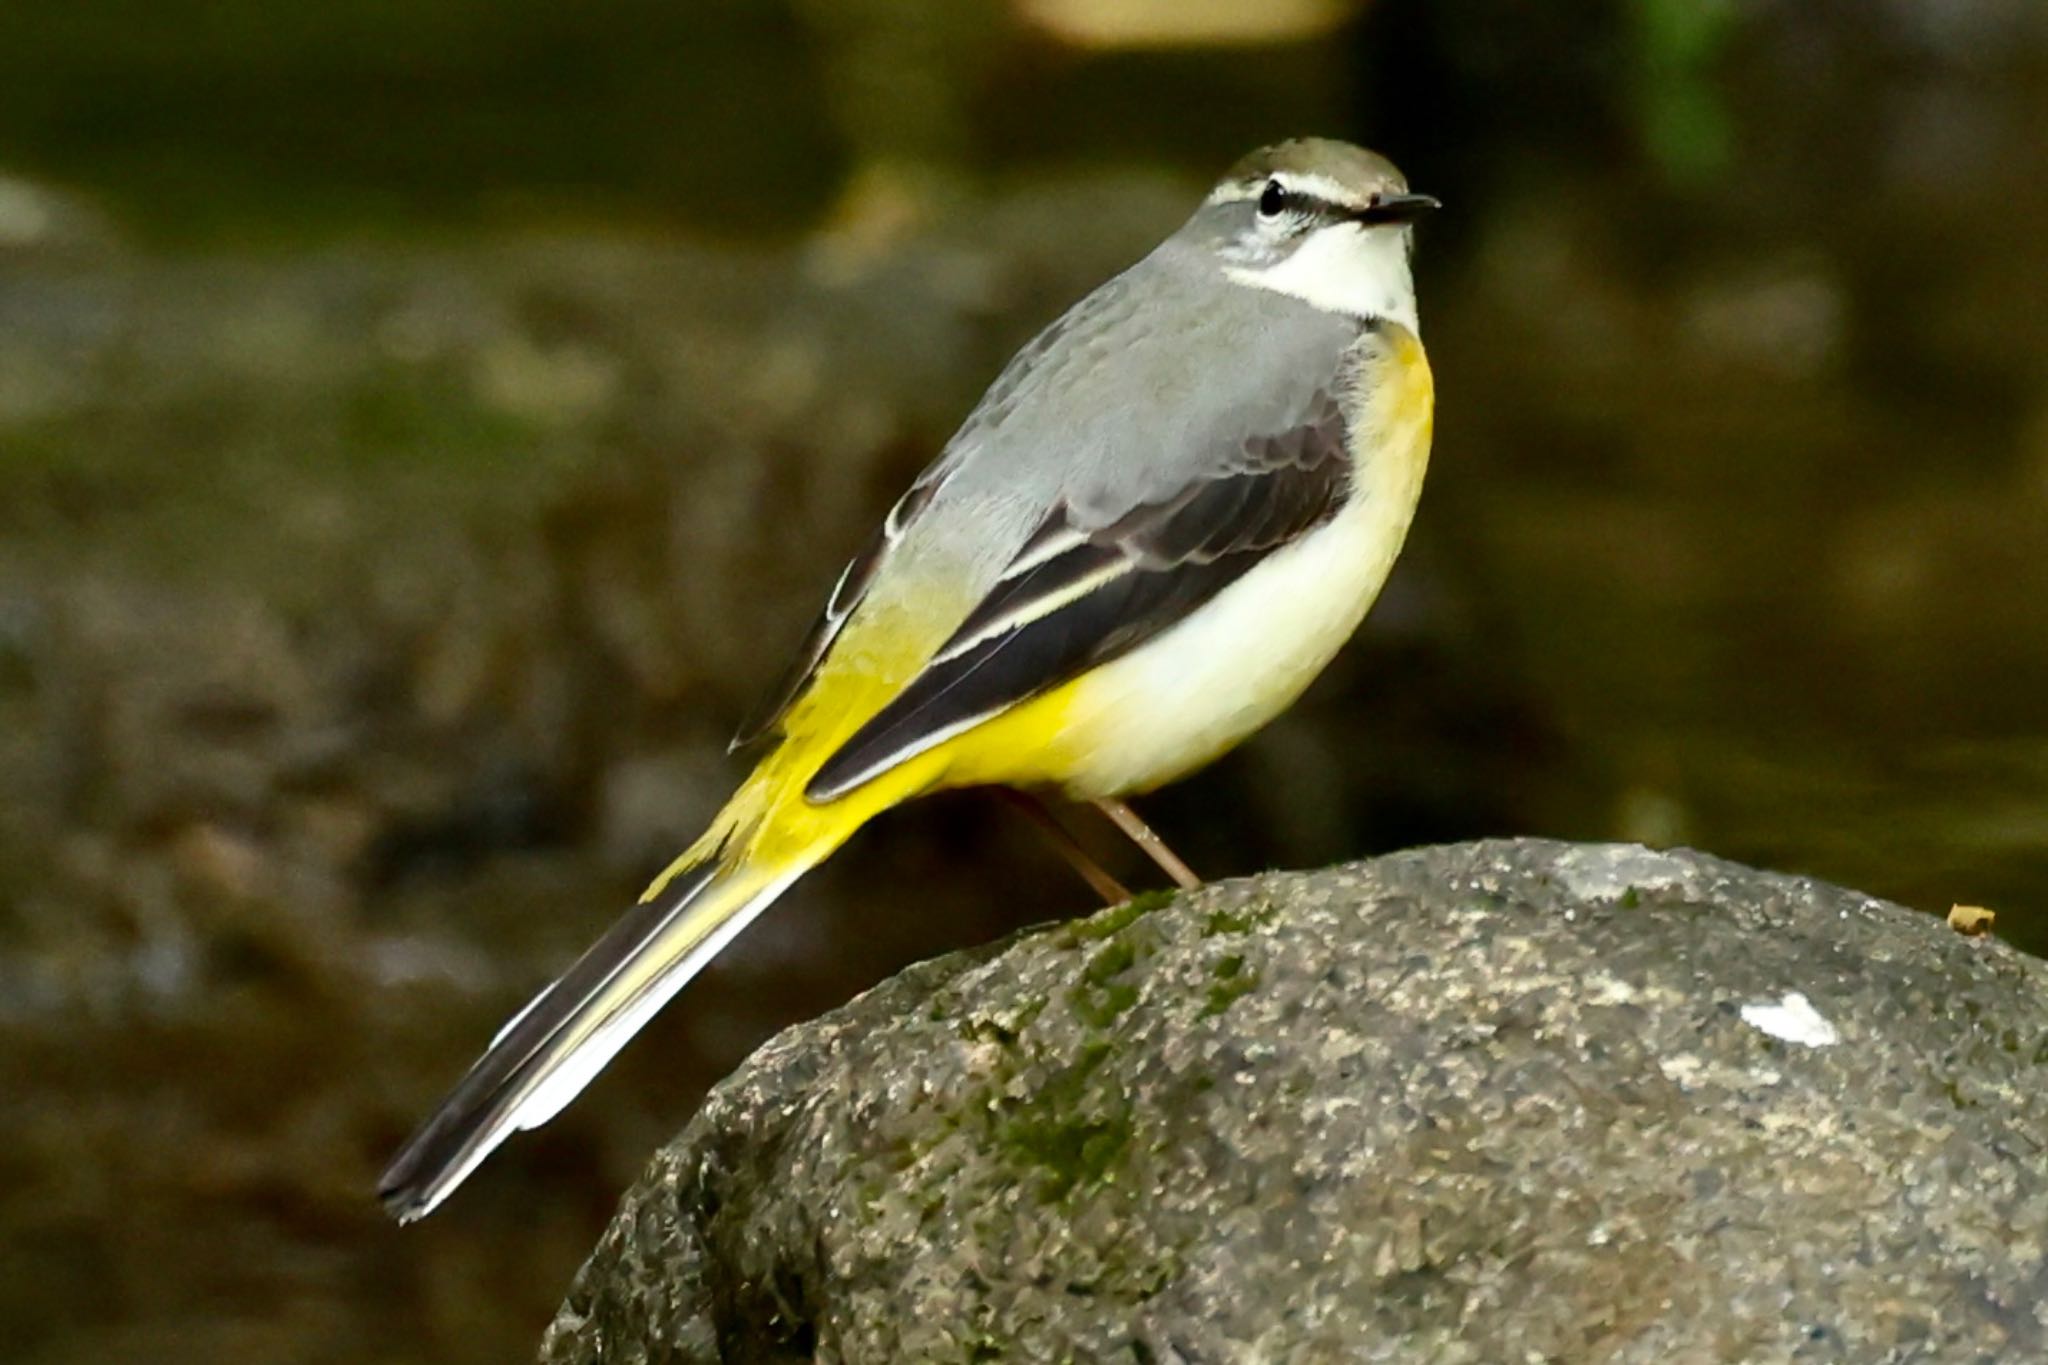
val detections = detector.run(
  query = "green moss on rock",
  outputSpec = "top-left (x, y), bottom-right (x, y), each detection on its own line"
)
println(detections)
top-left (1201, 953), bottom-right (1259, 1018)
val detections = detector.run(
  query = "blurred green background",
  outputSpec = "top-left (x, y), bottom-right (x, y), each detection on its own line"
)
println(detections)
top-left (3, 0), bottom-right (2046, 1359)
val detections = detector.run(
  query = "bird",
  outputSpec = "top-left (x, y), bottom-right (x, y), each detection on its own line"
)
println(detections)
top-left (379, 136), bottom-right (1438, 1221)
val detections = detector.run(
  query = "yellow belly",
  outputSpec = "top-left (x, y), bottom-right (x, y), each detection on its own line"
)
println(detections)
top-left (943, 321), bottom-right (1435, 799)
top-left (651, 323), bottom-right (1430, 904)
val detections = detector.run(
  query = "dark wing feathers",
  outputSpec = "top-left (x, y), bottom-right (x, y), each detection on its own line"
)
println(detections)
top-left (804, 389), bottom-right (1352, 801)
top-left (733, 274), bottom-right (1144, 748)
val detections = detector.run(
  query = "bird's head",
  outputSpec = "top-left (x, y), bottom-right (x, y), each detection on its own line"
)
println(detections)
top-left (1187, 138), bottom-right (1437, 332)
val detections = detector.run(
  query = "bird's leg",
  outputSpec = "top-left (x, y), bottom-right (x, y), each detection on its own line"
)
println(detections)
top-left (995, 790), bottom-right (1132, 906)
top-left (1092, 797), bottom-right (1202, 890)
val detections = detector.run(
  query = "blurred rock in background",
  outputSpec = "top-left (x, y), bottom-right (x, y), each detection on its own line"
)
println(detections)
top-left (1, 0), bottom-right (2046, 1361)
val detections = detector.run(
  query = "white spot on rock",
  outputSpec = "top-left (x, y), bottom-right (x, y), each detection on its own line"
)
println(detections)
top-left (1740, 991), bottom-right (1839, 1048)
top-left (1583, 971), bottom-right (1639, 1006)
top-left (1552, 843), bottom-right (1693, 904)
top-left (1658, 1053), bottom-right (1705, 1087)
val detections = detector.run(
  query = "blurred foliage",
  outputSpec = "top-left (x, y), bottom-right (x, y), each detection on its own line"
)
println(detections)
top-left (1631, 0), bottom-right (1738, 183)
top-left (0, 0), bottom-right (848, 238)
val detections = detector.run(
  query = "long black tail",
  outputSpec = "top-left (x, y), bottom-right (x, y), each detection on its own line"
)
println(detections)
top-left (378, 852), bottom-right (794, 1222)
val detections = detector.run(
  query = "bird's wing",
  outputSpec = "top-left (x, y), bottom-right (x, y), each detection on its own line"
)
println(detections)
top-left (731, 276), bottom-right (1146, 751)
top-left (729, 465), bottom-right (951, 749)
top-left (804, 381), bottom-right (1355, 801)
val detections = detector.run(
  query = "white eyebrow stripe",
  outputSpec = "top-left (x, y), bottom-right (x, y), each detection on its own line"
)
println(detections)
top-left (1279, 171), bottom-right (1374, 207)
top-left (1205, 170), bottom-right (1381, 212)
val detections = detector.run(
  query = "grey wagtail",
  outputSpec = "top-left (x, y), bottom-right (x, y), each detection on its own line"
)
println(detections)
top-left (380, 137), bottom-right (1438, 1220)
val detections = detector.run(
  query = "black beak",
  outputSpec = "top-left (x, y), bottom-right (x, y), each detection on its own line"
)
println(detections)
top-left (1353, 192), bottom-right (1441, 226)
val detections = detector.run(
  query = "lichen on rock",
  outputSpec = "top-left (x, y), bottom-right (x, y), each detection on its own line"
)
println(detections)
top-left (541, 838), bottom-right (2048, 1364)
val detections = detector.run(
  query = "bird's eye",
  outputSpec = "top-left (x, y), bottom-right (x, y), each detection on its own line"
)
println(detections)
top-left (1257, 179), bottom-right (1288, 218)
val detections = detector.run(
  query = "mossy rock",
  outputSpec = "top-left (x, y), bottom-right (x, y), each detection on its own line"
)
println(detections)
top-left (541, 839), bottom-right (2048, 1363)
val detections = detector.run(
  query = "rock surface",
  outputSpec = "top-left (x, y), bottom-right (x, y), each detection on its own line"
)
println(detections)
top-left (539, 839), bottom-right (2048, 1363)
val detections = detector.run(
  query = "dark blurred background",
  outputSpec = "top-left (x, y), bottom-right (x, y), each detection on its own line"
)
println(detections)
top-left (2, 0), bottom-right (2045, 1359)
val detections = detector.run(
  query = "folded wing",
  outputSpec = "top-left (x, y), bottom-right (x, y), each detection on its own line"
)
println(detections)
top-left (805, 387), bottom-right (1353, 801)
top-left (730, 469), bottom-right (949, 750)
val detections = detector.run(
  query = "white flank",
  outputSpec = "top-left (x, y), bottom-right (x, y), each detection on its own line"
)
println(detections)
top-left (1053, 514), bottom-right (1383, 795)
top-left (1739, 992), bottom-right (1839, 1048)
top-left (1055, 443), bottom-right (1424, 797)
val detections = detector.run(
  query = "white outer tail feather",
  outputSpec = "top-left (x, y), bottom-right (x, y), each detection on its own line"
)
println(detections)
top-left (381, 855), bottom-right (816, 1223)
top-left (509, 863), bottom-right (807, 1136)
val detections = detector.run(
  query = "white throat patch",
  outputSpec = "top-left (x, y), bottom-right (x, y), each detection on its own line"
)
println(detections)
top-left (1226, 223), bottom-right (1419, 333)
